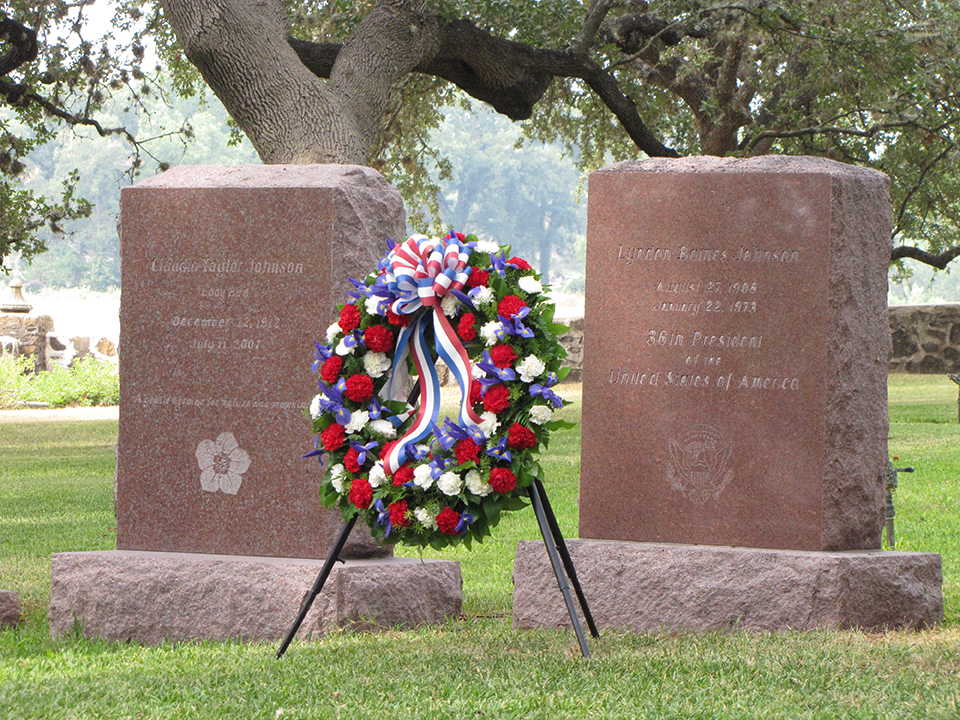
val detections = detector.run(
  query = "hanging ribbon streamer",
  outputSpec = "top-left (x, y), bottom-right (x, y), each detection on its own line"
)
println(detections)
top-left (378, 232), bottom-right (485, 474)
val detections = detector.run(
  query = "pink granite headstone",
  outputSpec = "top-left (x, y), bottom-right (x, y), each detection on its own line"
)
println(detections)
top-left (578, 156), bottom-right (891, 552)
top-left (116, 165), bottom-right (404, 558)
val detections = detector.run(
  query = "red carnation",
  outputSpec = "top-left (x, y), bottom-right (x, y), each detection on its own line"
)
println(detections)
top-left (497, 295), bottom-right (527, 319)
top-left (364, 325), bottom-right (394, 353)
top-left (392, 463), bottom-right (414, 486)
top-left (436, 507), bottom-right (461, 535)
top-left (508, 423), bottom-right (537, 450)
top-left (455, 438), bottom-right (482, 466)
top-left (389, 500), bottom-right (411, 528)
top-left (469, 379), bottom-right (483, 407)
top-left (466, 267), bottom-right (489, 288)
top-left (458, 313), bottom-right (477, 342)
top-left (338, 303), bottom-right (360, 333)
top-left (508, 256), bottom-right (532, 271)
top-left (320, 356), bottom-right (343, 384)
top-left (386, 310), bottom-right (411, 327)
top-left (321, 424), bottom-right (346, 451)
top-left (344, 374), bottom-right (374, 403)
top-left (348, 477), bottom-right (373, 509)
top-left (344, 447), bottom-right (363, 473)
top-left (489, 344), bottom-right (517, 369)
top-left (489, 468), bottom-right (517, 493)
top-left (483, 384), bottom-right (511, 414)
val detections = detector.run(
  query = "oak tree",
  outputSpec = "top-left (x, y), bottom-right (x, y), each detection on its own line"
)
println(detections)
top-left (2, 1), bottom-right (959, 271)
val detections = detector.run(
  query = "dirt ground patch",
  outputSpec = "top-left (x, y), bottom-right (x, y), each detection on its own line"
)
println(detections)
top-left (0, 406), bottom-right (118, 423)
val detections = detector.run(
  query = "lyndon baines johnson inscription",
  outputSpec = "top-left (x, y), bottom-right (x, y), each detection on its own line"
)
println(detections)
top-left (610, 244), bottom-right (801, 395)
top-left (579, 162), bottom-right (839, 551)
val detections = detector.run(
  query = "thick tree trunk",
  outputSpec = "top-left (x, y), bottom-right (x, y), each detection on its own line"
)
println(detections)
top-left (161, 0), bottom-right (358, 163)
top-left (162, 0), bottom-right (678, 166)
top-left (160, 0), bottom-right (436, 165)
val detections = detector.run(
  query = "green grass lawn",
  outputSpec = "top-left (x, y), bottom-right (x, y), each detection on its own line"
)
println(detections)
top-left (1, 378), bottom-right (959, 719)
top-left (887, 374), bottom-right (960, 627)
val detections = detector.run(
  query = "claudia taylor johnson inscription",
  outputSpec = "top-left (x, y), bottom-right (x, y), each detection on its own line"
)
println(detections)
top-left (149, 253), bottom-right (306, 357)
top-left (608, 243), bottom-right (803, 393)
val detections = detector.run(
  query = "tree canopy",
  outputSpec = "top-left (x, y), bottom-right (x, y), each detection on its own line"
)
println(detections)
top-left (1, 1), bottom-right (959, 273)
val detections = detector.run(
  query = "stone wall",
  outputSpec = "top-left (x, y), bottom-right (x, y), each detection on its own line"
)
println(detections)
top-left (889, 304), bottom-right (960, 373)
top-left (0, 312), bottom-right (119, 372)
top-left (0, 314), bottom-right (54, 372)
top-left (556, 316), bottom-right (584, 382)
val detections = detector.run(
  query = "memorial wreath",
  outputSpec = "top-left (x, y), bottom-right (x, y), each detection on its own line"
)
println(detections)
top-left (306, 231), bottom-right (573, 549)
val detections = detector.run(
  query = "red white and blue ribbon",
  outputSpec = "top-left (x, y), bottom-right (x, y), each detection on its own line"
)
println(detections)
top-left (379, 232), bottom-right (485, 474)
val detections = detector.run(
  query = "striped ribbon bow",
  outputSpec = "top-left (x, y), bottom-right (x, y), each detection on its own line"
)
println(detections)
top-left (379, 232), bottom-right (485, 474)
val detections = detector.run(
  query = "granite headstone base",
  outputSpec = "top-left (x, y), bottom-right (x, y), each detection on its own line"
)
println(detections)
top-left (50, 551), bottom-right (461, 645)
top-left (513, 540), bottom-right (942, 633)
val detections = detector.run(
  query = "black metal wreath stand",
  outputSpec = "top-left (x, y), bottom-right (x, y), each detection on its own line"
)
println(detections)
top-left (276, 478), bottom-right (598, 659)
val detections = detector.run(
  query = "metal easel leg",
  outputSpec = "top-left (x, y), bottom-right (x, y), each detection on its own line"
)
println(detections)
top-left (527, 480), bottom-right (594, 658)
top-left (276, 513), bottom-right (358, 658)
top-left (532, 479), bottom-right (599, 638)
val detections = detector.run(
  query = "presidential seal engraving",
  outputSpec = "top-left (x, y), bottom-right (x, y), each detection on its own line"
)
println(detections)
top-left (666, 424), bottom-right (733, 503)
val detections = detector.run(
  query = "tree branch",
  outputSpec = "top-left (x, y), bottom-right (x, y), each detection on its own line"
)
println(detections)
top-left (329, 0), bottom-right (439, 139)
top-left (892, 144), bottom-right (954, 238)
top-left (576, 1), bottom-right (615, 57)
top-left (573, 57), bottom-right (680, 157)
top-left (0, 16), bottom-right (38, 77)
top-left (892, 245), bottom-right (960, 270)
top-left (0, 77), bottom-right (137, 142)
top-left (744, 119), bottom-right (936, 153)
top-left (601, 12), bottom-right (690, 54)
top-left (289, 16), bottom-right (678, 158)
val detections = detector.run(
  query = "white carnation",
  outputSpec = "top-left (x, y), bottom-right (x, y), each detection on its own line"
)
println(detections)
top-left (471, 286), bottom-right (495, 305)
top-left (472, 363), bottom-right (486, 379)
top-left (329, 464), bottom-right (346, 493)
top-left (516, 355), bottom-right (546, 383)
top-left (326, 322), bottom-right (341, 343)
top-left (415, 507), bottom-right (437, 530)
top-left (335, 338), bottom-right (355, 356)
top-left (437, 471), bottom-right (463, 496)
top-left (413, 464), bottom-right (435, 489)
top-left (369, 419), bottom-right (397, 439)
top-left (441, 294), bottom-right (459, 317)
top-left (529, 405), bottom-right (553, 425)
top-left (518, 276), bottom-right (543, 295)
top-left (480, 320), bottom-right (502, 346)
top-left (465, 469), bottom-right (492, 497)
top-left (368, 462), bottom-right (387, 488)
top-left (344, 410), bottom-right (369, 434)
top-left (363, 352), bottom-right (391, 378)
top-left (474, 239), bottom-right (501, 254)
top-left (365, 295), bottom-right (384, 316)
top-left (309, 394), bottom-right (323, 419)
top-left (479, 411), bottom-right (500, 437)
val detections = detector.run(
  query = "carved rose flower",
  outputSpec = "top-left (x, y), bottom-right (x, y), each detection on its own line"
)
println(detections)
top-left (195, 431), bottom-right (251, 495)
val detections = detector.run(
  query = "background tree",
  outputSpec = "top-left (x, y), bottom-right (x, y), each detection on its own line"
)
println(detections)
top-left (17, 85), bottom-right (257, 288)
top-left (431, 106), bottom-right (585, 283)
top-left (2, 1), bottom-right (959, 273)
